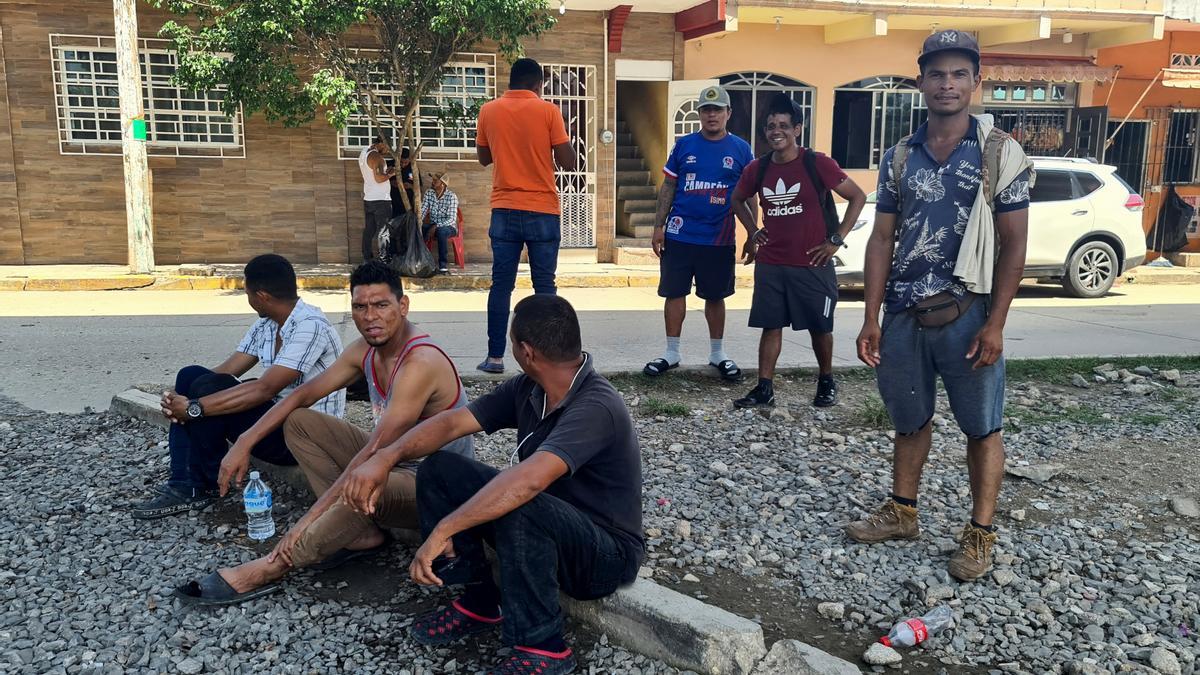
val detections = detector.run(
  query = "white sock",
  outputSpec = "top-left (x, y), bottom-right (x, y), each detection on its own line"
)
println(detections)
top-left (663, 336), bottom-right (681, 365)
top-left (709, 338), bottom-right (728, 365)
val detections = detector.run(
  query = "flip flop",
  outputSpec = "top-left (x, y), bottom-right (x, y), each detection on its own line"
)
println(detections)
top-left (710, 359), bottom-right (743, 382)
top-left (309, 534), bottom-right (392, 572)
top-left (173, 571), bottom-right (281, 607)
top-left (643, 358), bottom-right (679, 377)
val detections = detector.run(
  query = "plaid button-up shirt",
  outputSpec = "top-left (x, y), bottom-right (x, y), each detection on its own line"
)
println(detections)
top-left (420, 188), bottom-right (459, 231)
top-left (236, 298), bottom-right (346, 417)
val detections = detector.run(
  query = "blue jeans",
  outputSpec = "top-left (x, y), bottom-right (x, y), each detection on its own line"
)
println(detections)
top-left (487, 209), bottom-right (560, 358)
top-left (422, 223), bottom-right (457, 268)
top-left (417, 452), bottom-right (631, 646)
top-left (876, 297), bottom-right (1006, 438)
top-left (167, 365), bottom-right (295, 490)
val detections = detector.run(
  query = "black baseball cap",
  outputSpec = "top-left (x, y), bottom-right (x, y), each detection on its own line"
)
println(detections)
top-left (918, 29), bottom-right (981, 68)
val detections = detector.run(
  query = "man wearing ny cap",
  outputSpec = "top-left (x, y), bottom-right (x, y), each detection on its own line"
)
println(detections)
top-left (847, 29), bottom-right (1033, 582)
top-left (643, 85), bottom-right (754, 383)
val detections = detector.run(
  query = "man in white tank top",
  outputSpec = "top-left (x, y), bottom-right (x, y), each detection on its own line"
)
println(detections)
top-left (359, 136), bottom-right (395, 262)
top-left (172, 261), bottom-right (474, 606)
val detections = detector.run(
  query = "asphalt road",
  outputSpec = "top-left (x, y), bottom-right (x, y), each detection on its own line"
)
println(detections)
top-left (1, 282), bottom-right (1198, 413)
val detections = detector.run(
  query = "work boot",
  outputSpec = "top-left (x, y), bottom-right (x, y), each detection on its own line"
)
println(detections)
top-left (845, 500), bottom-right (920, 543)
top-left (948, 522), bottom-right (997, 581)
top-left (733, 383), bottom-right (775, 409)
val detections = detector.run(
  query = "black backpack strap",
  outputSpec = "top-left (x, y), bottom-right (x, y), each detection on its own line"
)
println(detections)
top-left (753, 151), bottom-right (773, 195)
top-left (802, 148), bottom-right (841, 238)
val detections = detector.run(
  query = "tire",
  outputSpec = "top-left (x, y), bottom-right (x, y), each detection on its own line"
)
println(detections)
top-left (1062, 240), bottom-right (1118, 298)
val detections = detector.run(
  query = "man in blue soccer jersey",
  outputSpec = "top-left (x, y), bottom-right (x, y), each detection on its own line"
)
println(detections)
top-left (643, 85), bottom-right (754, 382)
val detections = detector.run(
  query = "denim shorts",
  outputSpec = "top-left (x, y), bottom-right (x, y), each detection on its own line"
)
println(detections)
top-left (875, 296), bottom-right (1005, 438)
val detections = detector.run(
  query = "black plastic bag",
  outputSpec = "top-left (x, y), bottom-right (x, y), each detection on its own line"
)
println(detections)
top-left (391, 211), bottom-right (436, 278)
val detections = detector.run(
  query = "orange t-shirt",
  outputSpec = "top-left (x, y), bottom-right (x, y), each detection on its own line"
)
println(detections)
top-left (476, 90), bottom-right (570, 215)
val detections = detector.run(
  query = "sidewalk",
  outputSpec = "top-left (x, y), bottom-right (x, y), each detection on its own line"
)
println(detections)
top-left (0, 260), bottom-right (1195, 291)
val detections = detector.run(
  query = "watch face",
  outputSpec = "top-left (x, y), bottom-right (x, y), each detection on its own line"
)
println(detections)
top-left (187, 402), bottom-right (203, 418)
top-left (830, 234), bottom-right (844, 246)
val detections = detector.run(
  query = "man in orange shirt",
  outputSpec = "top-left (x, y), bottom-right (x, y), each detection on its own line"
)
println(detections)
top-left (475, 58), bottom-right (576, 373)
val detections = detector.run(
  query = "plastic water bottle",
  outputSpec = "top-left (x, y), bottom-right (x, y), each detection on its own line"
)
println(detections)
top-left (879, 605), bottom-right (954, 648)
top-left (243, 471), bottom-right (275, 541)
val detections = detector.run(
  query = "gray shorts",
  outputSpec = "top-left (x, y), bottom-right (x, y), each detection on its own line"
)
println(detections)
top-left (876, 296), bottom-right (1005, 438)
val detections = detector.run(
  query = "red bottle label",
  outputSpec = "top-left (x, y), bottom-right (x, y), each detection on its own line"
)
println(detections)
top-left (906, 618), bottom-right (929, 643)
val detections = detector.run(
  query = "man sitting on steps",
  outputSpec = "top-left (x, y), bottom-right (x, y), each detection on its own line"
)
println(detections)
top-left (131, 254), bottom-right (344, 519)
top-left (340, 295), bottom-right (643, 675)
top-left (173, 261), bottom-right (474, 605)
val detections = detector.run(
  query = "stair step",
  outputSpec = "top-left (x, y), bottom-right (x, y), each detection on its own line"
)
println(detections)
top-left (616, 146), bottom-right (642, 159)
top-left (617, 170), bottom-right (651, 186)
top-left (623, 199), bottom-right (657, 214)
top-left (616, 238), bottom-right (655, 247)
top-left (616, 158), bottom-right (646, 171)
top-left (629, 212), bottom-right (658, 228)
top-left (618, 185), bottom-right (657, 201)
top-left (615, 132), bottom-right (633, 146)
top-left (615, 120), bottom-right (629, 134)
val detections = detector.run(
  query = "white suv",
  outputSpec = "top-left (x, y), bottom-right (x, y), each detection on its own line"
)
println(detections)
top-left (834, 158), bottom-right (1147, 298)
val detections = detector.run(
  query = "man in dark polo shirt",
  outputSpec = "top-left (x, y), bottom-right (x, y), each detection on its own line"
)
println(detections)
top-left (339, 294), bottom-right (642, 675)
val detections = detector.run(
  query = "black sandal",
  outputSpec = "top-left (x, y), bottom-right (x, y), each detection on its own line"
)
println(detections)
top-left (710, 359), bottom-right (742, 382)
top-left (643, 358), bottom-right (679, 377)
top-left (173, 571), bottom-right (280, 607)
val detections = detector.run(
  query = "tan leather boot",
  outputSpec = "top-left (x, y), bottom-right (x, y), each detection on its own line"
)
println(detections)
top-left (948, 522), bottom-right (998, 581)
top-left (845, 500), bottom-right (921, 543)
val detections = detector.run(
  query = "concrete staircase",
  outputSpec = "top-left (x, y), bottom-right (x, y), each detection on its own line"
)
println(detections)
top-left (614, 117), bottom-right (659, 263)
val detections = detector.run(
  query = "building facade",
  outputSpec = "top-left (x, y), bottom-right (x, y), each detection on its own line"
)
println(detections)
top-left (0, 0), bottom-right (1187, 266)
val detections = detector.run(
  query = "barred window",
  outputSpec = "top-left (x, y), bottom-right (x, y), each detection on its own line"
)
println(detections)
top-left (338, 53), bottom-right (496, 161)
top-left (832, 76), bottom-right (926, 170)
top-left (50, 34), bottom-right (243, 157)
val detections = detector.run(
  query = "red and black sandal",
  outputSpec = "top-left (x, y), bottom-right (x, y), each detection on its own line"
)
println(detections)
top-left (409, 599), bottom-right (502, 646)
top-left (490, 646), bottom-right (577, 675)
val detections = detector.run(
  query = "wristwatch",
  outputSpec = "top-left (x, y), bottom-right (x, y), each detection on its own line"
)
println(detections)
top-left (186, 398), bottom-right (204, 420)
top-left (828, 233), bottom-right (845, 247)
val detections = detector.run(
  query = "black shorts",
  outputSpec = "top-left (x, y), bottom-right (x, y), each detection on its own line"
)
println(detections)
top-left (658, 240), bottom-right (736, 300)
top-left (748, 262), bottom-right (837, 333)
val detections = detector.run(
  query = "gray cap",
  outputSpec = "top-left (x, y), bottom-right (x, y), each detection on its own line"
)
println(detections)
top-left (919, 29), bottom-right (981, 68)
top-left (696, 85), bottom-right (731, 109)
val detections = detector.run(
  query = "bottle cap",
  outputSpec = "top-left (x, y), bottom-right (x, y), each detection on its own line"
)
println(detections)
top-left (249, 471), bottom-right (261, 480)
top-left (879, 636), bottom-right (892, 648)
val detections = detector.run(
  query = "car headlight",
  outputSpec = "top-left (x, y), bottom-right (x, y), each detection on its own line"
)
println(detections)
top-left (832, 256), bottom-right (844, 267)
top-left (851, 219), bottom-right (868, 231)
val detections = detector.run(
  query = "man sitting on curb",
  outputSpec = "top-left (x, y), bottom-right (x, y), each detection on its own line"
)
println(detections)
top-left (173, 261), bottom-right (474, 605)
top-left (132, 254), bottom-right (345, 519)
top-left (340, 295), bottom-right (643, 675)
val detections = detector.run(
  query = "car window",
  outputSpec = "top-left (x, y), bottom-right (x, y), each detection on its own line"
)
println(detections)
top-left (1030, 170), bottom-right (1076, 202)
top-left (1074, 172), bottom-right (1103, 196)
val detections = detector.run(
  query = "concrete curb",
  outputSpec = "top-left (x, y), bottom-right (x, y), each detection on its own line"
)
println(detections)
top-left (110, 387), bottom-right (777, 674)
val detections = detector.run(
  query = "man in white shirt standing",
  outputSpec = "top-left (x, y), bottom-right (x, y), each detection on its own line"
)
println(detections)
top-left (360, 136), bottom-right (395, 262)
top-left (131, 254), bottom-right (346, 519)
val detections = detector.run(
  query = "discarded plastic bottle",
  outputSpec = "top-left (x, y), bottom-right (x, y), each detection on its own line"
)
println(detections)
top-left (880, 605), bottom-right (954, 648)
top-left (243, 471), bottom-right (275, 541)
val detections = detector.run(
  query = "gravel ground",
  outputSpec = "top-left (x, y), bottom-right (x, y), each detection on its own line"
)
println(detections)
top-left (3, 360), bottom-right (1198, 674)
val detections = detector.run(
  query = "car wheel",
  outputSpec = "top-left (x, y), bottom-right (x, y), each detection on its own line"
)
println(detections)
top-left (1062, 241), bottom-right (1118, 298)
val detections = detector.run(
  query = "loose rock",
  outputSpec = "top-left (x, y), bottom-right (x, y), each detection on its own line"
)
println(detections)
top-left (862, 642), bottom-right (902, 666)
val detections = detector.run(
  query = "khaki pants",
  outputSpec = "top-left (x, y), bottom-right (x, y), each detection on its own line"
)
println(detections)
top-left (283, 408), bottom-right (418, 567)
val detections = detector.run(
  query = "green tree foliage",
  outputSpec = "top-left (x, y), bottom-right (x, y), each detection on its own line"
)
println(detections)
top-left (152, 0), bottom-right (554, 158)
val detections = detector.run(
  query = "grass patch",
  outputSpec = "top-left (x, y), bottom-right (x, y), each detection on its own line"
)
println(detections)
top-left (1008, 405), bottom-right (1108, 429)
top-left (1127, 412), bottom-right (1168, 426)
top-left (852, 395), bottom-right (892, 430)
top-left (639, 397), bottom-right (690, 417)
top-left (1005, 356), bottom-right (1200, 384)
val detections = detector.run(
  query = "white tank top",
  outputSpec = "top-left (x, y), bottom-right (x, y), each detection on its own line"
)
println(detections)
top-left (359, 147), bottom-right (392, 202)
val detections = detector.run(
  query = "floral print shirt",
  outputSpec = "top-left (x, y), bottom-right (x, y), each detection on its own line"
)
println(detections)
top-left (876, 117), bottom-right (1031, 312)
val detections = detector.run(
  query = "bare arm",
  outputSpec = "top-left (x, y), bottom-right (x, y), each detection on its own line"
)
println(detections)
top-left (832, 178), bottom-right (868, 240)
top-left (731, 194), bottom-right (759, 235)
top-left (410, 452), bottom-right (569, 585)
top-left (966, 207), bottom-right (1028, 368)
top-left (211, 352), bottom-right (257, 377)
top-left (856, 211), bottom-right (897, 368)
top-left (477, 146), bottom-right (493, 167)
top-left (651, 176), bottom-right (677, 258)
top-left (193, 363), bottom-right (301, 417)
top-left (368, 152), bottom-right (392, 184)
top-left (552, 142), bottom-right (576, 172)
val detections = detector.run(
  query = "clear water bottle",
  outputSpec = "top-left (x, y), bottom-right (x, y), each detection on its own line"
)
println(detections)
top-left (243, 471), bottom-right (275, 541)
top-left (880, 605), bottom-right (954, 648)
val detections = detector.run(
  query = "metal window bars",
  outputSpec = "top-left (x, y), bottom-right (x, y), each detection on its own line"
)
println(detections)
top-left (49, 34), bottom-right (244, 158)
top-left (541, 64), bottom-right (597, 249)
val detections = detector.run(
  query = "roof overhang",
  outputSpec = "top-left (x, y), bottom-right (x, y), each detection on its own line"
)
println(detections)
top-left (1163, 68), bottom-right (1200, 88)
top-left (981, 54), bottom-right (1120, 83)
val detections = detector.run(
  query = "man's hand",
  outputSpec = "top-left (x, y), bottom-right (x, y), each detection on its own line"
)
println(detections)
top-left (217, 439), bottom-right (253, 497)
top-left (857, 321), bottom-right (882, 368)
top-left (340, 454), bottom-right (392, 515)
top-left (966, 321), bottom-right (1004, 369)
top-left (651, 227), bottom-right (665, 258)
top-left (807, 241), bottom-right (840, 267)
top-left (161, 392), bottom-right (187, 424)
top-left (740, 239), bottom-right (757, 265)
top-left (409, 528), bottom-right (453, 586)
top-left (266, 520), bottom-right (310, 568)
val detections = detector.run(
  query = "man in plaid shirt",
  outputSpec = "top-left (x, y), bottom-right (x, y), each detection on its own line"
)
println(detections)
top-left (421, 171), bottom-right (460, 274)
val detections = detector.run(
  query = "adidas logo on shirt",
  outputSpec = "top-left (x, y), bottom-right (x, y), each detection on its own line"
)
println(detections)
top-left (762, 178), bottom-right (805, 216)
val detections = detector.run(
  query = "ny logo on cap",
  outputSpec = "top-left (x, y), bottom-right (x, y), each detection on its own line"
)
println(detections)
top-left (939, 31), bottom-right (959, 44)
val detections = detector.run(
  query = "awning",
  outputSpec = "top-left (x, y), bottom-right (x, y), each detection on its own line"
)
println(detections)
top-left (980, 55), bottom-right (1120, 84)
top-left (1163, 68), bottom-right (1200, 89)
